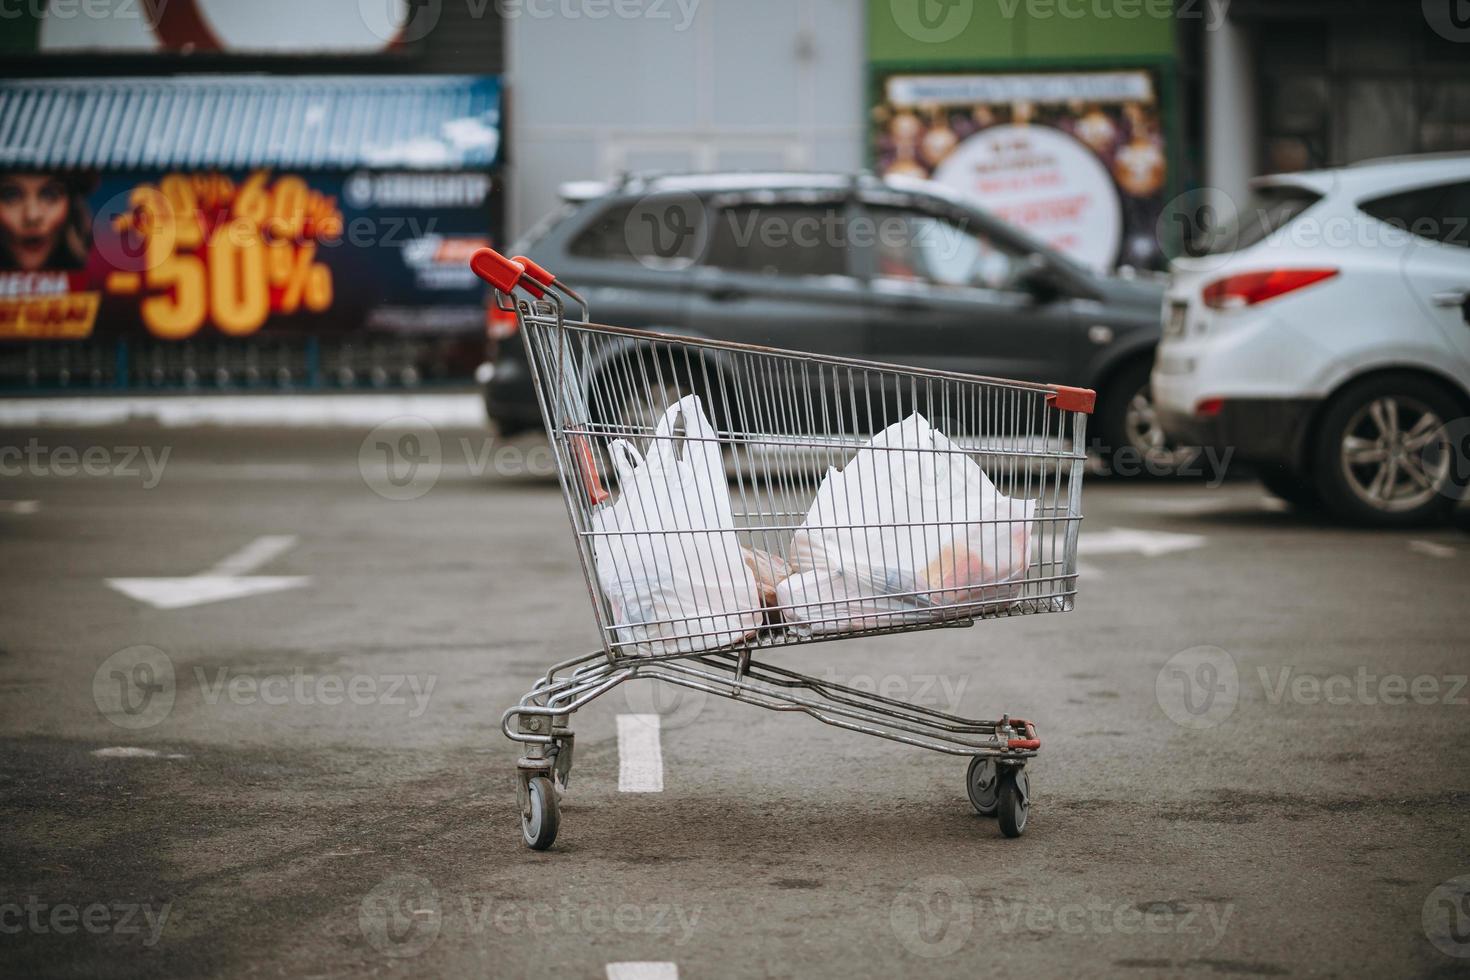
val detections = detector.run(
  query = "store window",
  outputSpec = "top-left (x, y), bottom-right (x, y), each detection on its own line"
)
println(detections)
top-left (1255, 18), bottom-right (1470, 172)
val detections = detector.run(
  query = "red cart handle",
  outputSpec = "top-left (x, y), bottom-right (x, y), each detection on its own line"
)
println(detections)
top-left (470, 247), bottom-right (563, 302)
top-left (1006, 718), bottom-right (1040, 751)
top-left (513, 256), bottom-right (556, 290)
top-left (470, 248), bottom-right (551, 300)
top-left (470, 248), bottom-right (526, 294)
top-left (1046, 385), bottom-right (1096, 415)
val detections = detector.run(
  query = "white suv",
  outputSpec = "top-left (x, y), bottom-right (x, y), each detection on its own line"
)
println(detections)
top-left (1154, 154), bottom-right (1470, 526)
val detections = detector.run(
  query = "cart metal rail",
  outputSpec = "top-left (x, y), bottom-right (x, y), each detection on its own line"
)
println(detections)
top-left (470, 246), bottom-right (1094, 849)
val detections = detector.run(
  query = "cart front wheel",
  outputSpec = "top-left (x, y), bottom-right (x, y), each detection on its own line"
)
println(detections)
top-left (522, 775), bottom-right (560, 851)
top-left (997, 768), bottom-right (1030, 838)
top-left (966, 756), bottom-right (1000, 817)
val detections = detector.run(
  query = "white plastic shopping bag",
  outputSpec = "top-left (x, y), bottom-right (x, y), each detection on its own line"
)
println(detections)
top-left (592, 395), bottom-right (762, 655)
top-left (776, 414), bottom-right (1035, 635)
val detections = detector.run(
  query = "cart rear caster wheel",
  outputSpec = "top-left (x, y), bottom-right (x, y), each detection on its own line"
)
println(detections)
top-left (551, 735), bottom-right (574, 800)
top-left (522, 775), bottom-right (560, 851)
top-left (966, 757), bottom-right (1000, 817)
top-left (997, 768), bottom-right (1030, 838)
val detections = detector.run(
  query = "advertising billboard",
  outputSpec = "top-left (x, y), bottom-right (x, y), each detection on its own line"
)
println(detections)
top-left (0, 169), bottom-right (498, 344)
top-left (19, 0), bottom-right (420, 54)
top-left (872, 70), bottom-right (1171, 271)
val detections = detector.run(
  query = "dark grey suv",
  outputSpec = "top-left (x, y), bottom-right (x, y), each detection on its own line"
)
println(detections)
top-left (484, 172), bottom-right (1171, 468)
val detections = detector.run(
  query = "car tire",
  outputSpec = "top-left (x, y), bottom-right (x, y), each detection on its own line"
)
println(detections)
top-left (1092, 360), bottom-right (1196, 479)
top-left (1311, 374), bottom-right (1464, 527)
top-left (1258, 466), bottom-right (1322, 511)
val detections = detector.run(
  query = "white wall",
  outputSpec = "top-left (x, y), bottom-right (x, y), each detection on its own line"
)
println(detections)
top-left (505, 0), bottom-right (866, 238)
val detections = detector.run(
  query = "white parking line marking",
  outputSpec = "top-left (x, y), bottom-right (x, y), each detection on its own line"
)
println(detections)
top-left (0, 500), bottom-right (39, 514)
top-left (107, 534), bottom-right (311, 610)
top-left (617, 714), bottom-right (664, 793)
top-left (207, 534), bottom-right (299, 576)
top-left (1079, 528), bottom-right (1206, 558)
top-left (1409, 540), bottom-right (1456, 559)
top-left (606, 963), bottom-right (678, 980)
top-left (1110, 495), bottom-right (1233, 516)
top-left (92, 747), bottom-right (187, 759)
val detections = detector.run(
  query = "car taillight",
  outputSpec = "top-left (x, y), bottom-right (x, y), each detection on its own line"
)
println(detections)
top-left (1194, 397), bottom-right (1225, 418)
top-left (1201, 268), bottom-right (1339, 310)
top-left (488, 304), bottom-right (519, 340)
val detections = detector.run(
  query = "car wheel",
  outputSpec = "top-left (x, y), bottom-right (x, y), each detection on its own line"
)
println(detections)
top-left (1312, 375), bottom-right (1462, 527)
top-left (1258, 466), bottom-right (1322, 511)
top-left (1093, 361), bottom-right (1198, 478)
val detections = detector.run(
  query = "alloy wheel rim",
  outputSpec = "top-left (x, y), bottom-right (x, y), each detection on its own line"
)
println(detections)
top-left (1340, 396), bottom-right (1450, 512)
top-left (1124, 383), bottom-right (1196, 469)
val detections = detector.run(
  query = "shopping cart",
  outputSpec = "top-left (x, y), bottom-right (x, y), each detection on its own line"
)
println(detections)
top-left (470, 247), bottom-right (1094, 850)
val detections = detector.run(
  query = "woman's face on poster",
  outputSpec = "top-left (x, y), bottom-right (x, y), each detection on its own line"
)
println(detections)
top-left (0, 174), bottom-right (71, 272)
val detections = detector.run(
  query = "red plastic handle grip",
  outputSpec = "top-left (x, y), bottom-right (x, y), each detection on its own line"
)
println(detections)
top-left (470, 248), bottom-right (525, 294)
top-left (512, 256), bottom-right (555, 288)
top-left (1006, 719), bottom-right (1040, 751)
top-left (1046, 385), bottom-right (1096, 415)
top-left (572, 435), bottom-right (610, 506)
top-left (505, 256), bottom-right (546, 299)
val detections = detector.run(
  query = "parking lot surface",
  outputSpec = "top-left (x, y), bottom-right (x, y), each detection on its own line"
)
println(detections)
top-left (2, 425), bottom-right (1467, 979)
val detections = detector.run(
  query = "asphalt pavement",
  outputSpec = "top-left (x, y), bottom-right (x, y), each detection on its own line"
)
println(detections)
top-left (2, 422), bottom-right (1468, 979)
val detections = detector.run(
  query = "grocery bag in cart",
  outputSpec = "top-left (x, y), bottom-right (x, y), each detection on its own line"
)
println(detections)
top-left (777, 414), bottom-right (1035, 635)
top-left (591, 394), bottom-right (763, 656)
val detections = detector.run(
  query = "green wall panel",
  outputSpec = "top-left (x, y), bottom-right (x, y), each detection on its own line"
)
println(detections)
top-left (870, 0), bottom-right (1177, 65)
top-left (1020, 5), bottom-right (1176, 59)
top-left (869, 1), bottom-right (1019, 63)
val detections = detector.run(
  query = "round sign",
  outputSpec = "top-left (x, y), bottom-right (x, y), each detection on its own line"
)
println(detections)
top-left (147, 0), bottom-right (414, 52)
top-left (933, 124), bottom-right (1124, 272)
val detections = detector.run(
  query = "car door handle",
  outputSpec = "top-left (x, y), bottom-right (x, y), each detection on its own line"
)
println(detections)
top-left (704, 286), bottom-right (746, 303)
top-left (1431, 289), bottom-right (1469, 308)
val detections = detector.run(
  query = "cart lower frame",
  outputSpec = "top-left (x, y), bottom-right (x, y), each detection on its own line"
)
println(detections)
top-left (503, 637), bottom-right (1040, 849)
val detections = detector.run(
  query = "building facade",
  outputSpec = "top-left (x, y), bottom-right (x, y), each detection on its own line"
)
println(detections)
top-left (1207, 0), bottom-right (1470, 199)
top-left (505, 0), bottom-right (867, 239)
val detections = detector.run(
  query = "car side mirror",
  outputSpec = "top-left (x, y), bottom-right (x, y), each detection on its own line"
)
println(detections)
top-left (1017, 253), bottom-right (1064, 299)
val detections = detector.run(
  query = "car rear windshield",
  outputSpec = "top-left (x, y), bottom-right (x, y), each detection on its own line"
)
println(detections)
top-left (1200, 185), bottom-right (1322, 255)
